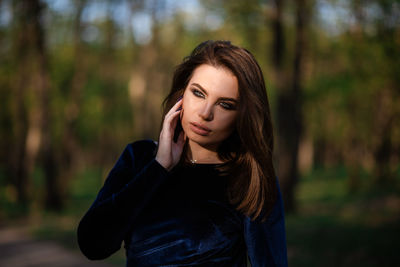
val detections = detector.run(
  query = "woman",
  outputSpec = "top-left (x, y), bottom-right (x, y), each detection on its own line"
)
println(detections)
top-left (77, 40), bottom-right (288, 266)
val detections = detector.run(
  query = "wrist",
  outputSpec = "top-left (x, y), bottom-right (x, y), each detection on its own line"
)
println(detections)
top-left (155, 156), bottom-right (171, 171)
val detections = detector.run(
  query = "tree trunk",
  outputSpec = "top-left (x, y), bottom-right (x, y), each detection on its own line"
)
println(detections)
top-left (10, 0), bottom-right (40, 207)
top-left (13, 0), bottom-right (61, 210)
top-left (29, 0), bottom-right (62, 210)
top-left (271, 0), bottom-right (290, 210)
top-left (54, 0), bottom-right (88, 207)
top-left (372, 90), bottom-right (395, 185)
top-left (274, 0), bottom-right (308, 212)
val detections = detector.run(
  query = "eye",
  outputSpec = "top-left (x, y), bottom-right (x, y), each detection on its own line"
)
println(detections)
top-left (191, 88), bottom-right (204, 98)
top-left (219, 102), bottom-right (236, 110)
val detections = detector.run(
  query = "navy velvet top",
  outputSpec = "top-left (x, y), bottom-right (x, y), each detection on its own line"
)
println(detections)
top-left (77, 140), bottom-right (288, 266)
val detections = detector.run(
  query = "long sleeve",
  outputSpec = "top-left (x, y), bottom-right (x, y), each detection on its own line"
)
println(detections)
top-left (77, 140), bottom-right (169, 260)
top-left (243, 180), bottom-right (288, 267)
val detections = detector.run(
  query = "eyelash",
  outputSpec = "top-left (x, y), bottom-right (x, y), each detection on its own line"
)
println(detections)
top-left (191, 88), bottom-right (236, 110)
top-left (192, 89), bottom-right (204, 98)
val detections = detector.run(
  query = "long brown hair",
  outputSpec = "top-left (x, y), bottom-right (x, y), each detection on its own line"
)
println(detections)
top-left (161, 40), bottom-right (277, 222)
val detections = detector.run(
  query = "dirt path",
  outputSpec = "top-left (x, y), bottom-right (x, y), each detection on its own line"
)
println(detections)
top-left (0, 227), bottom-right (116, 267)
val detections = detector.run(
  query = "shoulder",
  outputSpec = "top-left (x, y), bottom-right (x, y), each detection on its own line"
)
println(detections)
top-left (126, 139), bottom-right (158, 154)
top-left (122, 139), bottom-right (158, 167)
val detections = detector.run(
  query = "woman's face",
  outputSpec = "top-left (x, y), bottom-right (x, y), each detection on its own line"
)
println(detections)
top-left (181, 64), bottom-right (239, 150)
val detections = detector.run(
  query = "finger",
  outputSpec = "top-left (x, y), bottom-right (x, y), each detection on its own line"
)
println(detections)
top-left (160, 111), bottom-right (182, 143)
top-left (164, 108), bottom-right (182, 130)
top-left (168, 110), bottom-right (182, 135)
top-left (161, 99), bottom-right (183, 140)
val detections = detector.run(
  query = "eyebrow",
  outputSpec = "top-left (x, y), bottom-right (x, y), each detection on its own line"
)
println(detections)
top-left (191, 83), bottom-right (239, 103)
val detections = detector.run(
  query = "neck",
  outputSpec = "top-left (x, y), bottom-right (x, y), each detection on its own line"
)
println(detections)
top-left (187, 139), bottom-right (223, 164)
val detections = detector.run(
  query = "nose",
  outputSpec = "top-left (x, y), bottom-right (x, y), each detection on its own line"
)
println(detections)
top-left (198, 102), bottom-right (214, 121)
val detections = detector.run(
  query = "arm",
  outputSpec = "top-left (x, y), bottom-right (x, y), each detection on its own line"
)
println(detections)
top-left (244, 180), bottom-right (288, 267)
top-left (77, 140), bottom-right (169, 260)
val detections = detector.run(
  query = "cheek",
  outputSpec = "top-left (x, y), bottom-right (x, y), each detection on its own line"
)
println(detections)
top-left (216, 113), bottom-right (237, 134)
top-left (181, 96), bottom-right (196, 121)
top-left (181, 91), bottom-right (189, 112)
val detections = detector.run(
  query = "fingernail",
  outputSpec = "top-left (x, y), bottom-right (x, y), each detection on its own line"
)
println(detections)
top-left (177, 96), bottom-right (183, 101)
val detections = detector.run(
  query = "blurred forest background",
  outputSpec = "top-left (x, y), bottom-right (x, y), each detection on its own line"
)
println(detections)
top-left (0, 0), bottom-right (399, 266)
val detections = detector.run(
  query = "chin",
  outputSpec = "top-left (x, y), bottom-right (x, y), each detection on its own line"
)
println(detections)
top-left (187, 133), bottom-right (223, 149)
top-left (187, 132), bottom-right (208, 144)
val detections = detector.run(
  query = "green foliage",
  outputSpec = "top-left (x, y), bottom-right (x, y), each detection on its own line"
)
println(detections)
top-left (0, 0), bottom-right (399, 265)
top-left (66, 167), bottom-right (104, 216)
top-left (286, 168), bottom-right (400, 266)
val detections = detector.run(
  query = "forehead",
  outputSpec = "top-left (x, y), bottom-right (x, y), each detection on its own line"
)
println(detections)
top-left (188, 64), bottom-right (239, 99)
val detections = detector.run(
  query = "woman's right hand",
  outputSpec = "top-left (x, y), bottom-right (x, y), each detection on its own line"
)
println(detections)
top-left (155, 98), bottom-right (186, 171)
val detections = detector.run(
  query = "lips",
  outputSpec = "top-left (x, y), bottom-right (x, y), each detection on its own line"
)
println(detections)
top-left (190, 122), bottom-right (211, 136)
